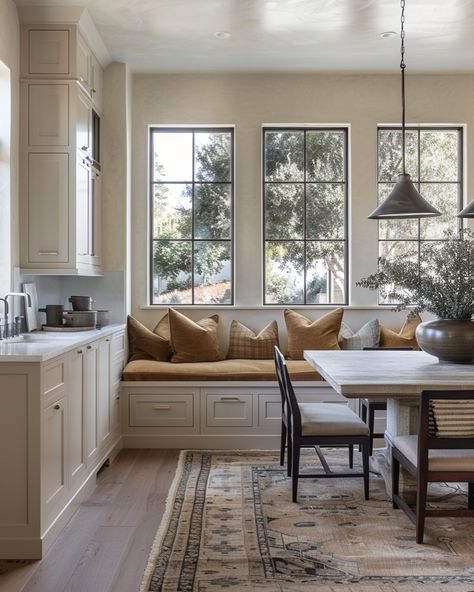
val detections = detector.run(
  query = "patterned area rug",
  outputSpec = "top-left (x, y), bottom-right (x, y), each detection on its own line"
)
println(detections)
top-left (141, 449), bottom-right (474, 592)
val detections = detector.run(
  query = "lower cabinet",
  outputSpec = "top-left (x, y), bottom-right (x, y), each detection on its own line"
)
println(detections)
top-left (122, 383), bottom-right (349, 448)
top-left (0, 327), bottom-right (126, 559)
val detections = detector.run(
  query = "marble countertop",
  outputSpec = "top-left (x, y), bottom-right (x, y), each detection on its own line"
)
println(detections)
top-left (0, 324), bottom-right (126, 362)
top-left (304, 350), bottom-right (474, 398)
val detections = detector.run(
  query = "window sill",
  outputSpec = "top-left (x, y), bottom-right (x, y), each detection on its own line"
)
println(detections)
top-left (139, 304), bottom-right (414, 311)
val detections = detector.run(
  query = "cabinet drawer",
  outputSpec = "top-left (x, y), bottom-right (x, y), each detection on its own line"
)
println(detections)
top-left (205, 393), bottom-right (253, 427)
top-left (129, 394), bottom-right (194, 427)
top-left (258, 394), bottom-right (281, 428)
top-left (42, 357), bottom-right (66, 403)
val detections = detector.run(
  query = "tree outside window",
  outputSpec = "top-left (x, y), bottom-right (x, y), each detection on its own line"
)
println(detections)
top-left (150, 128), bottom-right (234, 305)
top-left (263, 128), bottom-right (348, 305)
top-left (377, 127), bottom-right (463, 304)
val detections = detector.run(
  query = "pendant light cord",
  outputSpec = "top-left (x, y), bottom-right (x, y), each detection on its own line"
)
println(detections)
top-left (400, 0), bottom-right (406, 174)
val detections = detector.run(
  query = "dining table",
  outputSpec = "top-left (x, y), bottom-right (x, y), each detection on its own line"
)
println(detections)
top-left (303, 349), bottom-right (474, 496)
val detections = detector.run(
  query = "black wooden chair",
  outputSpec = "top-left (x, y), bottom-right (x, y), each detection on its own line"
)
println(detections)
top-left (360, 347), bottom-right (413, 455)
top-left (274, 346), bottom-right (370, 502)
top-left (392, 389), bottom-right (474, 543)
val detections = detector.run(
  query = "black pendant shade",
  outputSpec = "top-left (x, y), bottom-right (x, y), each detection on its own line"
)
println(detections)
top-left (368, 173), bottom-right (441, 219)
top-left (457, 200), bottom-right (474, 218)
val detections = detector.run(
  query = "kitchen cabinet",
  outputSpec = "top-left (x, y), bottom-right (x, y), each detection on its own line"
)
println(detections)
top-left (19, 23), bottom-right (104, 276)
top-left (0, 326), bottom-right (126, 559)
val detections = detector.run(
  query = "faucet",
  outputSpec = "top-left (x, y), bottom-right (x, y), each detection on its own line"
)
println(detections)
top-left (4, 293), bottom-right (32, 337)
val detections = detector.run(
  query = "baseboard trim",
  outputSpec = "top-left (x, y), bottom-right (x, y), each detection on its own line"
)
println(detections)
top-left (122, 433), bottom-right (281, 449)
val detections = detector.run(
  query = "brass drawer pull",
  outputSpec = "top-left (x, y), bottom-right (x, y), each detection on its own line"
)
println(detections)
top-left (54, 404), bottom-right (61, 410)
top-left (38, 251), bottom-right (59, 256)
top-left (219, 396), bottom-right (241, 402)
top-left (153, 405), bottom-right (171, 410)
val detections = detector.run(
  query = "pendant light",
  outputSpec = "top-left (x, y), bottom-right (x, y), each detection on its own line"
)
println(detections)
top-left (368, 0), bottom-right (441, 220)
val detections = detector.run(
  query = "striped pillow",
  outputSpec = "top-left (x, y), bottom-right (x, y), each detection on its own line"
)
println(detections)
top-left (429, 399), bottom-right (474, 438)
top-left (227, 320), bottom-right (279, 359)
top-left (339, 320), bottom-right (380, 350)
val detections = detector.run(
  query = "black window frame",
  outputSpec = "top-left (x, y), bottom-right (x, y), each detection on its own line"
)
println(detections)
top-left (377, 125), bottom-right (464, 305)
top-left (262, 126), bottom-right (349, 306)
top-left (149, 126), bottom-right (235, 306)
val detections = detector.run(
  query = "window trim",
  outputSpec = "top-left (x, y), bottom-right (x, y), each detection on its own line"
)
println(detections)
top-left (262, 125), bottom-right (349, 306)
top-left (376, 124), bottom-right (464, 305)
top-left (148, 126), bottom-right (235, 306)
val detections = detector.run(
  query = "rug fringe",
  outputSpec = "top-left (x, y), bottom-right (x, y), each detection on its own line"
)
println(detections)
top-left (139, 450), bottom-right (188, 592)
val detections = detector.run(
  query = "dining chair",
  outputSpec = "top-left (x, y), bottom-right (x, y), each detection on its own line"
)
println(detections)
top-left (274, 346), bottom-right (370, 502)
top-left (392, 389), bottom-right (474, 543)
top-left (360, 347), bottom-right (413, 455)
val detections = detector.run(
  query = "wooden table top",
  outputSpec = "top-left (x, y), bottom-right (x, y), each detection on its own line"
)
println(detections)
top-left (303, 350), bottom-right (474, 398)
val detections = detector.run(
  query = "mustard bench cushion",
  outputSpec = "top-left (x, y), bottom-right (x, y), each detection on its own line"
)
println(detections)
top-left (122, 358), bottom-right (322, 382)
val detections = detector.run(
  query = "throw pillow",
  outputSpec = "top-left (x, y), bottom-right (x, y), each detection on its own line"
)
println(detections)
top-left (153, 313), bottom-right (170, 341)
top-left (339, 319), bottom-right (380, 350)
top-left (379, 313), bottom-right (422, 350)
top-left (227, 320), bottom-right (279, 359)
top-left (284, 308), bottom-right (343, 360)
top-left (127, 315), bottom-right (171, 361)
top-left (168, 308), bottom-right (223, 363)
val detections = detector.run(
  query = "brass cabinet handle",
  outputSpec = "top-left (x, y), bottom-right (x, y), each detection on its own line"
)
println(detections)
top-left (219, 396), bottom-right (241, 402)
top-left (153, 405), bottom-right (171, 410)
top-left (77, 349), bottom-right (83, 354)
top-left (54, 404), bottom-right (61, 410)
top-left (38, 251), bottom-right (59, 256)
top-left (87, 345), bottom-right (92, 350)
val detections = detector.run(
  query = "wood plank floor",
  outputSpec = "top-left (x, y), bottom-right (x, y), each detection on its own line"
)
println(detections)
top-left (0, 449), bottom-right (180, 592)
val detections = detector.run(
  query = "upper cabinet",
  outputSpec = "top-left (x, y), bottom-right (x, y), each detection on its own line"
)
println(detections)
top-left (20, 21), bottom-right (105, 276)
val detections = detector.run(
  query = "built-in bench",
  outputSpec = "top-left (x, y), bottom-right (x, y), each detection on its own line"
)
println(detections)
top-left (120, 358), bottom-right (353, 448)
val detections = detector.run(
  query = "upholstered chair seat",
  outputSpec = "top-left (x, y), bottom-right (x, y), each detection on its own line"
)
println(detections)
top-left (300, 404), bottom-right (370, 437)
top-left (393, 434), bottom-right (474, 472)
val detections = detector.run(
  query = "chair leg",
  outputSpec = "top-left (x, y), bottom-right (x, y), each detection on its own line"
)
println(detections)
top-left (348, 444), bottom-right (354, 469)
top-left (416, 474), bottom-right (428, 544)
top-left (362, 441), bottom-right (370, 500)
top-left (368, 405), bottom-right (375, 456)
top-left (287, 431), bottom-right (293, 477)
top-left (280, 421), bottom-right (286, 466)
top-left (359, 401), bottom-right (367, 452)
top-left (292, 444), bottom-right (300, 503)
top-left (392, 453), bottom-right (400, 509)
top-left (469, 483), bottom-right (474, 510)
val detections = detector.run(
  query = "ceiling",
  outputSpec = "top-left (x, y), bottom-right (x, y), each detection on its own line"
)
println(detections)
top-left (13, 0), bottom-right (474, 73)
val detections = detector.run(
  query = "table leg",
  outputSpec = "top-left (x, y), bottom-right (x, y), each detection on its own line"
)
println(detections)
top-left (370, 397), bottom-right (419, 502)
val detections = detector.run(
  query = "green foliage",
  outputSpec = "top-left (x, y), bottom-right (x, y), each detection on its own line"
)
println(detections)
top-left (357, 230), bottom-right (474, 320)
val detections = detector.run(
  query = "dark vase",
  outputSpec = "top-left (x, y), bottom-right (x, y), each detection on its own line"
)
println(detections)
top-left (416, 319), bottom-right (474, 363)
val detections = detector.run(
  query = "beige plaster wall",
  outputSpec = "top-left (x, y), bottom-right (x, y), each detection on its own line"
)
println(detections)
top-left (130, 72), bottom-right (474, 336)
top-left (0, 0), bottom-right (20, 291)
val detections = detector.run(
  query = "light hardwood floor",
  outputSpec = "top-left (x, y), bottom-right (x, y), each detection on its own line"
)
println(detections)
top-left (0, 449), bottom-right (180, 592)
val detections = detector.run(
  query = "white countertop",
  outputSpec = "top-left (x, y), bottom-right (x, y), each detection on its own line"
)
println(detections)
top-left (0, 324), bottom-right (126, 362)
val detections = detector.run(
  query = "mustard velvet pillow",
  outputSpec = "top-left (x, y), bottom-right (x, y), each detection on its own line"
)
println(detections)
top-left (379, 313), bottom-right (422, 350)
top-left (284, 308), bottom-right (343, 360)
top-left (227, 320), bottom-right (279, 360)
top-left (168, 308), bottom-right (223, 363)
top-left (153, 313), bottom-right (170, 342)
top-left (127, 315), bottom-right (171, 362)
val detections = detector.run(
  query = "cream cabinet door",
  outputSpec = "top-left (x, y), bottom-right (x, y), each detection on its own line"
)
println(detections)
top-left (84, 344), bottom-right (99, 465)
top-left (67, 349), bottom-right (86, 491)
top-left (42, 396), bottom-right (67, 525)
top-left (76, 157), bottom-right (90, 260)
top-left (28, 84), bottom-right (69, 147)
top-left (90, 54), bottom-right (103, 111)
top-left (89, 169), bottom-right (102, 267)
top-left (28, 152), bottom-right (70, 263)
top-left (76, 35), bottom-right (91, 91)
top-left (76, 90), bottom-right (91, 155)
top-left (28, 29), bottom-right (70, 76)
top-left (97, 338), bottom-right (111, 448)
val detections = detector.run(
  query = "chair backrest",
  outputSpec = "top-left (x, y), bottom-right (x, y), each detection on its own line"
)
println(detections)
top-left (274, 346), bottom-right (302, 434)
top-left (419, 390), bottom-right (474, 455)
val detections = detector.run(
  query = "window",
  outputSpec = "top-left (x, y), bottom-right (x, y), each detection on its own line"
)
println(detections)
top-left (263, 127), bottom-right (348, 305)
top-left (377, 126), bottom-right (463, 302)
top-left (150, 127), bottom-right (234, 305)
